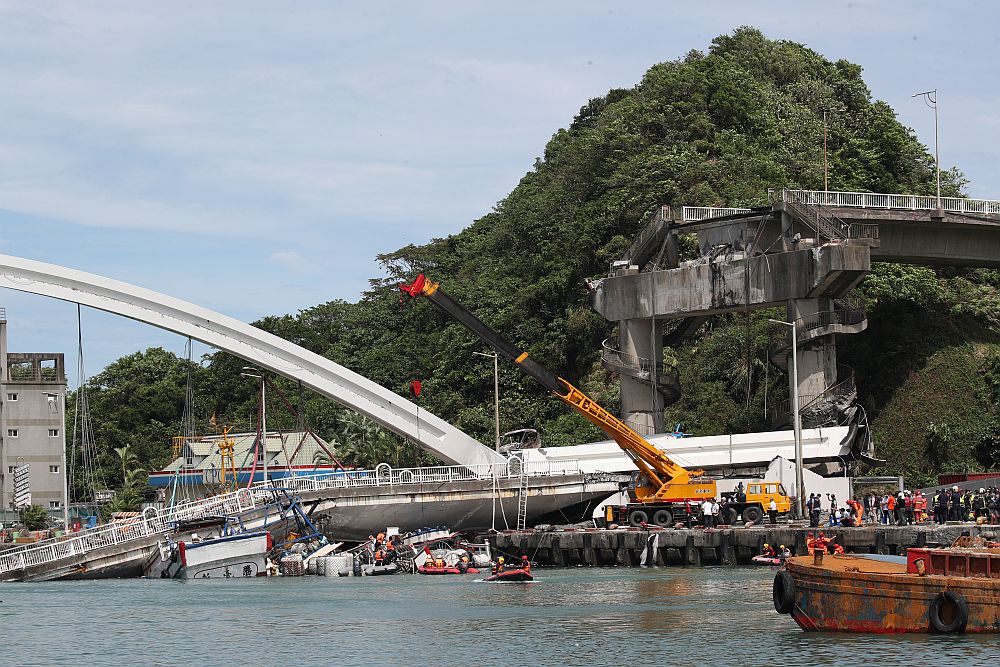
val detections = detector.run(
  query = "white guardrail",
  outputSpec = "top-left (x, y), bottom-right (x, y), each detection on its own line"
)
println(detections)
top-left (0, 459), bottom-right (580, 574)
top-left (782, 189), bottom-right (1000, 215)
top-left (682, 190), bottom-right (1000, 224)
top-left (682, 206), bottom-right (751, 222)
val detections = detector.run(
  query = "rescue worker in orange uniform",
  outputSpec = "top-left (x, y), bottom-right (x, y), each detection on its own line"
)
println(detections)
top-left (914, 492), bottom-right (928, 523)
top-left (520, 555), bottom-right (530, 573)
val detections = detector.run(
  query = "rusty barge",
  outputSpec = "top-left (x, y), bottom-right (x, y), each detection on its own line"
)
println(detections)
top-left (774, 537), bottom-right (1000, 633)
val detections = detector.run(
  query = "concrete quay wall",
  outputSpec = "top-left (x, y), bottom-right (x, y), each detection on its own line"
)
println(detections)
top-left (489, 524), bottom-right (998, 568)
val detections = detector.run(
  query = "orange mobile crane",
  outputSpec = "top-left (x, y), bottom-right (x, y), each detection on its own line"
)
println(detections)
top-left (399, 274), bottom-right (790, 527)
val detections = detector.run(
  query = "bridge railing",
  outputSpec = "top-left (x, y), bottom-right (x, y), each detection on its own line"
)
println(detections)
top-left (246, 459), bottom-right (582, 495)
top-left (0, 485), bottom-right (259, 565)
top-left (0, 459), bottom-right (582, 575)
top-left (782, 189), bottom-right (1000, 215)
top-left (682, 206), bottom-right (751, 222)
top-left (0, 513), bottom-right (161, 574)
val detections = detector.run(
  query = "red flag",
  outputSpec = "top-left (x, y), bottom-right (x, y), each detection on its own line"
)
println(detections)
top-left (410, 380), bottom-right (422, 398)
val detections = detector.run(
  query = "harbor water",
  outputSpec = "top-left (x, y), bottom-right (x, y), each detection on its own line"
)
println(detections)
top-left (2, 568), bottom-right (994, 666)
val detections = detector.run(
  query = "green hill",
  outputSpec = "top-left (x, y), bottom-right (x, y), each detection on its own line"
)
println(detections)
top-left (72, 27), bottom-right (999, 495)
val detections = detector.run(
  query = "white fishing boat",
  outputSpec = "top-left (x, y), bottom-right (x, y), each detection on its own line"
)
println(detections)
top-left (160, 531), bottom-right (271, 579)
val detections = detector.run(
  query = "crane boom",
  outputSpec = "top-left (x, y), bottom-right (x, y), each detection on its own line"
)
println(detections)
top-left (399, 274), bottom-right (702, 495)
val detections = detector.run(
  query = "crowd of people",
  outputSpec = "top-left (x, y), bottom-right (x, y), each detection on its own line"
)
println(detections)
top-left (803, 486), bottom-right (1000, 528)
top-left (927, 486), bottom-right (1000, 524)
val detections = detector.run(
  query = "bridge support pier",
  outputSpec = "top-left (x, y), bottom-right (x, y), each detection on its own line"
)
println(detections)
top-left (619, 317), bottom-right (665, 435)
top-left (786, 298), bottom-right (838, 408)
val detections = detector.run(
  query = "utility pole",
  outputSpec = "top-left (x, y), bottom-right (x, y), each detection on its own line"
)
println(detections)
top-left (241, 368), bottom-right (267, 486)
top-left (824, 109), bottom-right (829, 193)
top-left (769, 318), bottom-right (804, 519)
top-left (60, 392), bottom-right (69, 530)
top-left (473, 351), bottom-right (501, 452)
top-left (912, 89), bottom-right (942, 212)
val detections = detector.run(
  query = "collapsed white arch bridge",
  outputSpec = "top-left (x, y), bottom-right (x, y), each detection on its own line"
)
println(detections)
top-left (0, 254), bottom-right (505, 469)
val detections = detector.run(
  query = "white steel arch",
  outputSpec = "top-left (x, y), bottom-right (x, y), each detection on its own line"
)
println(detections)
top-left (0, 254), bottom-right (504, 468)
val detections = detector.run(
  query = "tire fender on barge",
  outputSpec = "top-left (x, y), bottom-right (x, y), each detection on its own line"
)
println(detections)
top-left (773, 570), bottom-right (795, 614)
top-left (929, 591), bottom-right (968, 634)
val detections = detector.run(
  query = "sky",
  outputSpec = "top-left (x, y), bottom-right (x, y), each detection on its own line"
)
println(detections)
top-left (1, 1), bottom-right (998, 386)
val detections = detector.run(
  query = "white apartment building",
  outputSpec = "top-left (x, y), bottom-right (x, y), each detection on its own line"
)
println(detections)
top-left (0, 310), bottom-right (67, 520)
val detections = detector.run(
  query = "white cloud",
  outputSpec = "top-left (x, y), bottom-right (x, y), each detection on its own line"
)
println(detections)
top-left (267, 250), bottom-right (316, 275)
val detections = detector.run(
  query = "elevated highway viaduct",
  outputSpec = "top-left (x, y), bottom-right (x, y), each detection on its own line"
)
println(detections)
top-left (592, 189), bottom-right (1000, 436)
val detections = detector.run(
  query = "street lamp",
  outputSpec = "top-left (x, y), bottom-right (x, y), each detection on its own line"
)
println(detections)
top-left (240, 367), bottom-right (267, 486)
top-left (769, 318), bottom-right (804, 519)
top-left (473, 351), bottom-right (501, 453)
top-left (912, 89), bottom-right (941, 211)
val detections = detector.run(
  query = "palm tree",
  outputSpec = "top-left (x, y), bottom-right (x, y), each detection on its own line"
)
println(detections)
top-left (114, 444), bottom-right (139, 485)
top-left (19, 504), bottom-right (50, 531)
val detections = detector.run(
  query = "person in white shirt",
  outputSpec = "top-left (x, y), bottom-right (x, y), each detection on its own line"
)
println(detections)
top-left (701, 499), bottom-right (715, 528)
top-left (768, 497), bottom-right (778, 524)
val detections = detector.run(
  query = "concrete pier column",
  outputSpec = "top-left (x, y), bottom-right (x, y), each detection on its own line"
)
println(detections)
top-left (683, 536), bottom-right (701, 566)
top-left (719, 532), bottom-right (736, 566)
top-left (780, 211), bottom-right (796, 251)
top-left (550, 537), bottom-right (564, 567)
top-left (619, 317), bottom-right (665, 434)
top-left (582, 534), bottom-right (596, 566)
top-left (786, 299), bottom-right (838, 406)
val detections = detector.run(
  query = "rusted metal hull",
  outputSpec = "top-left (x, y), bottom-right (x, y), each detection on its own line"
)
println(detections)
top-left (781, 555), bottom-right (1000, 633)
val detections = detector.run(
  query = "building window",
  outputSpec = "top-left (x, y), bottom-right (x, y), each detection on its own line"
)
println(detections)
top-left (49, 501), bottom-right (60, 509)
top-left (7, 429), bottom-right (17, 437)
top-left (7, 466), bottom-right (14, 473)
top-left (6, 393), bottom-right (17, 401)
top-left (49, 465), bottom-right (59, 473)
top-left (48, 429), bottom-right (59, 437)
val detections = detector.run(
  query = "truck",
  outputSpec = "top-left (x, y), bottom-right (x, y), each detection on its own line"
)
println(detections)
top-left (398, 274), bottom-right (792, 527)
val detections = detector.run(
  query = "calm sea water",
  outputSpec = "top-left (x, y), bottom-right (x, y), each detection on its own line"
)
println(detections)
top-left (2, 568), bottom-right (995, 666)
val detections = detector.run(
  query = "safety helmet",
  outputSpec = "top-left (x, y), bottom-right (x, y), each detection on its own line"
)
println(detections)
top-left (779, 545), bottom-right (785, 549)
top-left (763, 543), bottom-right (769, 548)
top-left (522, 555), bottom-right (528, 561)
top-left (497, 556), bottom-right (504, 563)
